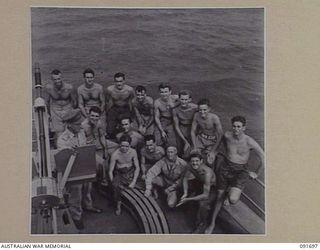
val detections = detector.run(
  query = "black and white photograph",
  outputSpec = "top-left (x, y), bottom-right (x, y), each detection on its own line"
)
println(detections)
top-left (31, 7), bottom-right (265, 235)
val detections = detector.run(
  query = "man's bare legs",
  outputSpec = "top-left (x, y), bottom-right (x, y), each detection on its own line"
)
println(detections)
top-left (204, 189), bottom-right (225, 234)
top-left (116, 201), bottom-right (122, 216)
top-left (205, 187), bottom-right (242, 234)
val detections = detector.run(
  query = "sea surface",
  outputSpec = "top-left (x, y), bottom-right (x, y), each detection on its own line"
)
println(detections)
top-left (31, 8), bottom-right (265, 210)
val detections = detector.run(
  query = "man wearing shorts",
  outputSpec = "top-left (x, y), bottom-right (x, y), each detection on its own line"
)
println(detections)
top-left (191, 98), bottom-right (223, 165)
top-left (132, 85), bottom-right (154, 135)
top-left (154, 84), bottom-right (179, 147)
top-left (44, 69), bottom-right (77, 141)
top-left (109, 135), bottom-right (140, 215)
top-left (205, 115), bottom-right (264, 234)
top-left (106, 72), bottom-right (135, 138)
top-left (178, 152), bottom-right (216, 233)
top-left (172, 90), bottom-right (198, 158)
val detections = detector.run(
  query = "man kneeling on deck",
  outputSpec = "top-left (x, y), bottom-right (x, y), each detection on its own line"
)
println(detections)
top-left (205, 116), bottom-right (264, 234)
top-left (109, 134), bottom-right (140, 215)
top-left (177, 152), bottom-right (216, 233)
top-left (144, 146), bottom-right (187, 208)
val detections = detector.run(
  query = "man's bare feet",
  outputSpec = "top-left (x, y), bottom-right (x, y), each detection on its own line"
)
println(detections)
top-left (193, 222), bottom-right (206, 234)
top-left (115, 202), bottom-right (122, 216)
top-left (204, 223), bottom-right (215, 234)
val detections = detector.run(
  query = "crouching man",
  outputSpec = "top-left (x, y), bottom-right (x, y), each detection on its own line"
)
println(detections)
top-left (144, 146), bottom-right (187, 208)
top-left (177, 152), bottom-right (216, 233)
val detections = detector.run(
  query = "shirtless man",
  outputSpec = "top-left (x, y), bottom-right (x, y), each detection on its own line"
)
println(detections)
top-left (144, 146), bottom-right (187, 208)
top-left (109, 134), bottom-right (140, 215)
top-left (106, 72), bottom-right (135, 138)
top-left (154, 84), bottom-right (180, 147)
top-left (140, 134), bottom-right (165, 180)
top-left (191, 99), bottom-right (223, 165)
top-left (116, 116), bottom-right (144, 150)
top-left (81, 106), bottom-right (118, 183)
top-left (44, 69), bottom-right (77, 140)
top-left (172, 90), bottom-right (198, 158)
top-left (77, 68), bottom-right (105, 119)
top-left (177, 152), bottom-right (216, 233)
top-left (205, 116), bottom-right (264, 234)
top-left (132, 85), bottom-right (154, 135)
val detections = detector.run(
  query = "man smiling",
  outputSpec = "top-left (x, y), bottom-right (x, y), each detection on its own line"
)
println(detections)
top-left (109, 135), bottom-right (140, 215)
top-left (178, 152), bottom-right (216, 233)
top-left (106, 72), bottom-right (135, 138)
top-left (78, 68), bottom-right (105, 119)
top-left (191, 98), bottom-right (223, 165)
top-left (144, 146), bottom-right (187, 208)
top-left (172, 90), bottom-right (198, 158)
top-left (154, 84), bottom-right (179, 147)
top-left (205, 116), bottom-right (264, 234)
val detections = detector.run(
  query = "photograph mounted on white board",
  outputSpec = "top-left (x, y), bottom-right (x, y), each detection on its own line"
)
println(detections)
top-left (31, 7), bottom-right (265, 234)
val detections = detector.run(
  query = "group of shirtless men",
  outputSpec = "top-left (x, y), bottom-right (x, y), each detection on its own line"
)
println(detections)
top-left (44, 68), bottom-right (265, 234)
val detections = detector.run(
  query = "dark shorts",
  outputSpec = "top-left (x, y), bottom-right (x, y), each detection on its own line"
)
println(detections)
top-left (188, 179), bottom-right (216, 210)
top-left (217, 158), bottom-right (249, 190)
top-left (112, 167), bottom-right (134, 202)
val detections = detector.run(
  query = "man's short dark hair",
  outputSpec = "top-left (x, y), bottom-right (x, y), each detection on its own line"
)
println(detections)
top-left (158, 83), bottom-right (171, 91)
top-left (189, 152), bottom-right (203, 161)
top-left (83, 68), bottom-right (95, 77)
top-left (144, 134), bottom-right (155, 143)
top-left (120, 134), bottom-right (132, 144)
top-left (120, 116), bottom-right (132, 123)
top-left (165, 145), bottom-right (177, 152)
top-left (114, 72), bottom-right (125, 80)
top-left (89, 106), bottom-right (102, 115)
top-left (135, 85), bottom-right (146, 93)
top-left (198, 98), bottom-right (210, 107)
top-left (231, 116), bottom-right (246, 126)
top-left (178, 90), bottom-right (192, 98)
top-left (51, 69), bottom-right (61, 75)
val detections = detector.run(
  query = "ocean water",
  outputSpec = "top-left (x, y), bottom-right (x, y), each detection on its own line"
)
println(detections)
top-left (31, 8), bottom-right (265, 209)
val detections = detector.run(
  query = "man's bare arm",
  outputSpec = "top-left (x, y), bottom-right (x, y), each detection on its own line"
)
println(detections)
top-left (128, 89), bottom-right (135, 112)
top-left (77, 89), bottom-right (87, 117)
top-left (191, 114), bottom-right (198, 149)
top-left (99, 89), bottom-right (106, 113)
top-left (248, 137), bottom-right (265, 176)
top-left (70, 87), bottom-right (78, 108)
top-left (108, 152), bottom-right (116, 182)
top-left (211, 115), bottom-right (223, 152)
top-left (130, 150), bottom-right (140, 187)
top-left (105, 89), bottom-right (113, 112)
top-left (140, 155), bottom-right (147, 177)
top-left (154, 102), bottom-right (164, 134)
top-left (173, 108), bottom-right (188, 143)
top-left (134, 106), bottom-right (144, 127)
top-left (145, 102), bottom-right (154, 128)
top-left (182, 172), bottom-right (189, 197)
